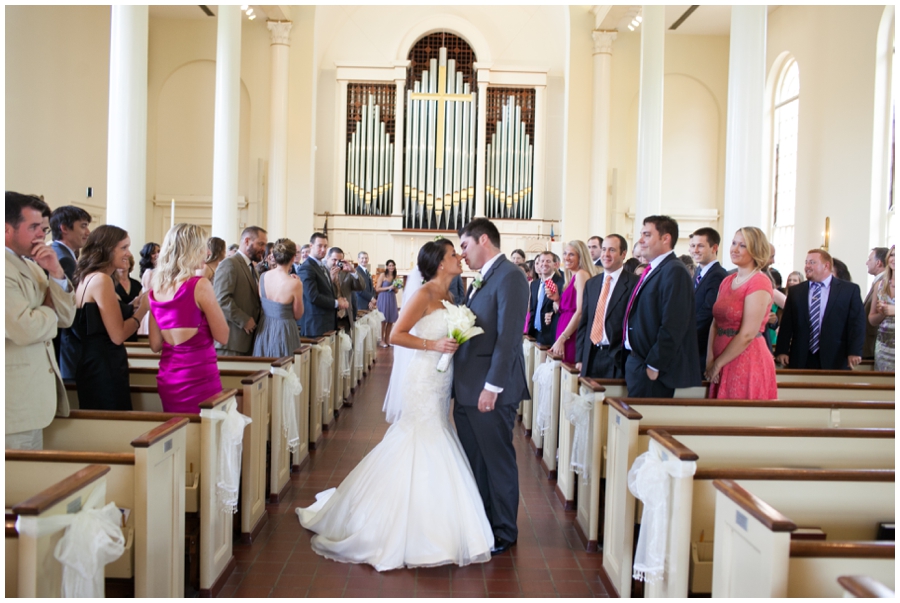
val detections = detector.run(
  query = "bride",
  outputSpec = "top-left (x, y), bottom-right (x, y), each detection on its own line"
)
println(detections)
top-left (296, 239), bottom-right (494, 570)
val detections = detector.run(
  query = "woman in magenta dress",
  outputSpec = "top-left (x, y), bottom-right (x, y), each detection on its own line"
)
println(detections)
top-left (149, 224), bottom-right (230, 413)
top-left (549, 240), bottom-right (596, 364)
top-left (706, 227), bottom-right (777, 399)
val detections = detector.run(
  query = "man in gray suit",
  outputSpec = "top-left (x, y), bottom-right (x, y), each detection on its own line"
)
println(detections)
top-left (48, 205), bottom-right (91, 378)
top-left (298, 232), bottom-right (349, 337)
top-left (453, 218), bottom-right (530, 555)
top-left (213, 226), bottom-right (267, 356)
top-left (354, 250), bottom-right (377, 315)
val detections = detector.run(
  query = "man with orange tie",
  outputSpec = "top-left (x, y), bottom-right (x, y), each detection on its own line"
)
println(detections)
top-left (576, 234), bottom-right (638, 378)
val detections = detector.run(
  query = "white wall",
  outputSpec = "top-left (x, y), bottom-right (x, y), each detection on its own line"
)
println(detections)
top-left (767, 5), bottom-right (888, 281)
top-left (5, 5), bottom-right (111, 222)
top-left (608, 31), bottom-right (730, 255)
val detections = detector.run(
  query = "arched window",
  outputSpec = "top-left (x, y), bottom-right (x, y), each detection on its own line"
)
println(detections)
top-left (771, 59), bottom-right (799, 278)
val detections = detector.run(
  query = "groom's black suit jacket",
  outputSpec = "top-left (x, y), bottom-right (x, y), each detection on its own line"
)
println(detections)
top-left (453, 255), bottom-right (530, 407)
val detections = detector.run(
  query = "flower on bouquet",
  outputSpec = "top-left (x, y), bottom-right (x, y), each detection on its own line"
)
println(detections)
top-left (392, 278), bottom-right (404, 290)
top-left (436, 300), bottom-right (485, 372)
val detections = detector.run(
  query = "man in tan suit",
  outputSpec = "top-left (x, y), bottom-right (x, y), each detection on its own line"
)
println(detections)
top-left (5, 192), bottom-right (76, 450)
top-left (863, 247), bottom-right (888, 359)
top-left (326, 246), bottom-right (365, 333)
top-left (213, 226), bottom-right (267, 356)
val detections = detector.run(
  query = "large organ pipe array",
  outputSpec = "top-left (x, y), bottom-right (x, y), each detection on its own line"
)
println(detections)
top-left (403, 47), bottom-right (477, 231)
top-left (345, 89), bottom-right (394, 215)
top-left (485, 95), bottom-right (534, 220)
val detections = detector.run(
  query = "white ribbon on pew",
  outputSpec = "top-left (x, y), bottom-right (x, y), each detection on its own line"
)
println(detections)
top-left (564, 390), bottom-right (593, 480)
top-left (15, 481), bottom-right (125, 598)
top-left (312, 344), bottom-right (333, 402)
top-left (627, 439), bottom-right (697, 584)
top-left (199, 399), bottom-right (252, 514)
top-left (364, 320), bottom-right (377, 356)
top-left (532, 358), bottom-right (558, 436)
top-left (338, 331), bottom-right (353, 377)
top-left (372, 310), bottom-right (385, 343)
top-left (270, 366), bottom-right (301, 454)
top-left (353, 323), bottom-right (367, 369)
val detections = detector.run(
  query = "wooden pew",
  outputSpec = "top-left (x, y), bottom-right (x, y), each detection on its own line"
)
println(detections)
top-left (6, 465), bottom-right (111, 597)
top-left (652, 431), bottom-right (893, 597)
top-left (7, 416), bottom-right (190, 597)
top-left (532, 350), bottom-right (563, 469)
top-left (520, 336), bottom-right (537, 430)
top-left (776, 368), bottom-right (894, 386)
top-left (601, 423), bottom-right (895, 597)
top-left (554, 362), bottom-right (581, 510)
top-left (292, 346), bottom-right (312, 472)
top-left (838, 575), bottom-right (896, 598)
top-left (530, 344), bottom-right (553, 452)
top-left (301, 334), bottom-right (336, 434)
top-left (47, 396), bottom-right (240, 596)
top-left (711, 479), bottom-right (895, 598)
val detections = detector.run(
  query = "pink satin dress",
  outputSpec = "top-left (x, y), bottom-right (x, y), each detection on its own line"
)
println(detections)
top-left (149, 277), bottom-right (222, 413)
top-left (555, 275), bottom-right (578, 364)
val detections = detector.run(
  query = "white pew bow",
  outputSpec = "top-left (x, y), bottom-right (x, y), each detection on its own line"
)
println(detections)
top-left (16, 481), bottom-right (125, 597)
top-left (313, 344), bottom-right (333, 402)
top-left (270, 366), bottom-right (302, 454)
top-left (532, 358), bottom-right (558, 436)
top-left (627, 439), bottom-right (697, 584)
top-left (564, 390), bottom-right (594, 480)
top-left (354, 322), bottom-right (368, 369)
top-left (372, 310), bottom-right (385, 343)
top-left (338, 331), bottom-right (353, 377)
top-left (200, 399), bottom-right (252, 514)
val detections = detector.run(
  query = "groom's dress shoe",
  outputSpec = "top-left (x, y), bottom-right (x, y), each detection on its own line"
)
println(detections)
top-left (490, 538), bottom-right (516, 556)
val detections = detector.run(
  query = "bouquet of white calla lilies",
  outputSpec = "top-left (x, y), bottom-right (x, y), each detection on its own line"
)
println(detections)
top-left (436, 300), bottom-right (485, 372)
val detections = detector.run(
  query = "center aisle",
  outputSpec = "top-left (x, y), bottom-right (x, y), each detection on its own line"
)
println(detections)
top-left (219, 347), bottom-right (612, 598)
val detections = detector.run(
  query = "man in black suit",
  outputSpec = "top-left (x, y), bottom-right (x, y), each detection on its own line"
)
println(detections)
top-left (623, 215), bottom-right (701, 398)
top-left (689, 227), bottom-right (727, 378)
top-left (587, 235), bottom-right (603, 268)
top-left (298, 232), bottom-right (349, 337)
top-left (48, 205), bottom-right (92, 379)
top-left (455, 218), bottom-right (530, 555)
top-left (354, 251), bottom-right (377, 316)
top-left (577, 234), bottom-right (638, 379)
top-left (527, 251), bottom-right (564, 346)
top-left (775, 249), bottom-right (865, 370)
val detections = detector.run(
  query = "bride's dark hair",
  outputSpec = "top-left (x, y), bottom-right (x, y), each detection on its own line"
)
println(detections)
top-left (418, 239), bottom-right (453, 281)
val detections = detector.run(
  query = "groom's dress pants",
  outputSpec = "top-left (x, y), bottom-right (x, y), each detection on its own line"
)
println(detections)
top-left (453, 402), bottom-right (519, 543)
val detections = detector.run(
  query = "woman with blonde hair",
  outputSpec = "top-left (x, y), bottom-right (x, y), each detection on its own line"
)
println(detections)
top-left (548, 240), bottom-right (596, 363)
top-left (149, 223), bottom-right (229, 413)
top-left (72, 225), bottom-right (150, 410)
top-left (868, 245), bottom-right (895, 371)
top-left (253, 238), bottom-right (304, 357)
top-left (198, 236), bottom-right (226, 281)
top-left (706, 227), bottom-right (777, 399)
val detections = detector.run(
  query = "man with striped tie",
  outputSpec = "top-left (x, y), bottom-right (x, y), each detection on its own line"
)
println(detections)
top-left (775, 249), bottom-right (865, 370)
top-left (576, 234), bottom-right (638, 379)
top-left (690, 227), bottom-right (727, 379)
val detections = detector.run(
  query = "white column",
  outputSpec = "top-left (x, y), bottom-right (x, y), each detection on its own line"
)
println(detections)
top-left (590, 30), bottom-right (617, 238)
top-left (722, 6), bottom-right (767, 262)
top-left (212, 6), bottom-right (242, 243)
top-left (532, 85), bottom-right (547, 220)
top-left (635, 5), bottom-right (665, 243)
top-left (106, 5), bottom-right (148, 253)
top-left (474, 67), bottom-right (490, 219)
top-left (266, 21), bottom-right (292, 240)
top-left (392, 77), bottom-right (406, 217)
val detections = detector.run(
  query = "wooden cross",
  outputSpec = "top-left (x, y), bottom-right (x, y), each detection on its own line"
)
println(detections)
top-left (410, 64), bottom-right (472, 166)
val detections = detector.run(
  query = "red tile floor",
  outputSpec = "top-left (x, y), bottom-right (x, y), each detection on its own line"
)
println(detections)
top-left (218, 347), bottom-right (613, 598)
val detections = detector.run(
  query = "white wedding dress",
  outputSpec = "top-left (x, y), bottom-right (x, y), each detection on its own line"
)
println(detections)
top-left (296, 309), bottom-right (494, 571)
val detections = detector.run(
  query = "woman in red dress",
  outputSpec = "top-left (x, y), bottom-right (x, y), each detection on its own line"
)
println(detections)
top-left (706, 227), bottom-right (777, 399)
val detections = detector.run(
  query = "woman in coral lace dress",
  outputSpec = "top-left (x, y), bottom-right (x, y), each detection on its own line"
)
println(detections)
top-left (706, 227), bottom-right (777, 399)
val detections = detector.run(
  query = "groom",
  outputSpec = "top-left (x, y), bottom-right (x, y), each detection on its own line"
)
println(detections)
top-left (454, 218), bottom-right (530, 555)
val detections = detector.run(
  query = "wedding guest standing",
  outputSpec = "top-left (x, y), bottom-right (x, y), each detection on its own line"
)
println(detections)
top-left (149, 224), bottom-right (228, 413)
top-left (868, 246), bottom-right (895, 371)
top-left (298, 232), bottom-right (343, 337)
top-left (72, 225), bottom-right (150, 410)
top-left (548, 240), bottom-right (595, 363)
top-left (214, 226), bottom-right (267, 355)
top-left (527, 251), bottom-right (564, 347)
top-left (115, 255), bottom-right (142, 342)
top-left (137, 242), bottom-right (159, 334)
top-left (253, 239), bottom-right (304, 357)
top-left (199, 236), bottom-right (226, 281)
top-left (510, 249), bottom-right (527, 266)
top-left (706, 228), bottom-right (777, 399)
top-left (376, 259), bottom-right (400, 347)
top-left (49, 205), bottom-right (92, 378)
top-left (690, 227), bottom-right (727, 378)
top-left (863, 247), bottom-right (889, 359)
top-left (354, 251), bottom-right (377, 314)
top-left (6, 192), bottom-right (76, 449)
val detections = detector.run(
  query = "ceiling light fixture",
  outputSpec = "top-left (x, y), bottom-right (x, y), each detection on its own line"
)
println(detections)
top-left (628, 24), bottom-right (635, 31)
top-left (249, 14), bottom-right (256, 20)
top-left (241, 4), bottom-right (248, 10)
top-left (636, 15), bottom-right (643, 23)
top-left (631, 19), bottom-right (639, 27)
top-left (246, 8), bottom-right (253, 15)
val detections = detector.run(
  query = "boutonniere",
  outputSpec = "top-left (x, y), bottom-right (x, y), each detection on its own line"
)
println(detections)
top-left (472, 276), bottom-right (484, 291)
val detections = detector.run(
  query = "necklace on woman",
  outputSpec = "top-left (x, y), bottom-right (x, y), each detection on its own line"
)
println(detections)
top-left (733, 269), bottom-right (759, 288)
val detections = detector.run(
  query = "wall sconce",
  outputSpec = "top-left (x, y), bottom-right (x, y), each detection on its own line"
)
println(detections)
top-left (821, 216), bottom-right (831, 252)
